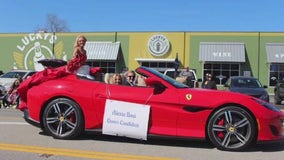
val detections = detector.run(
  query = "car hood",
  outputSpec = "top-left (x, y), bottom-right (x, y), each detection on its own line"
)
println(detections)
top-left (0, 78), bottom-right (16, 89)
top-left (178, 88), bottom-right (252, 109)
top-left (230, 87), bottom-right (267, 96)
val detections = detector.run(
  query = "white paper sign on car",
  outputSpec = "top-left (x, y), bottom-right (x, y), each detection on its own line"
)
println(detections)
top-left (102, 99), bottom-right (150, 140)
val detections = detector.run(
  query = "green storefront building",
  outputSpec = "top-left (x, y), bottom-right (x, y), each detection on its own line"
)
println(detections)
top-left (0, 31), bottom-right (283, 93)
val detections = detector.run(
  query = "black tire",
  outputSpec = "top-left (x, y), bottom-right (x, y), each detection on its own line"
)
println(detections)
top-left (42, 98), bottom-right (84, 139)
top-left (207, 106), bottom-right (256, 151)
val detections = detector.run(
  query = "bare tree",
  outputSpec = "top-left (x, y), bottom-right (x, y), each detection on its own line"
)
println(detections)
top-left (35, 14), bottom-right (69, 32)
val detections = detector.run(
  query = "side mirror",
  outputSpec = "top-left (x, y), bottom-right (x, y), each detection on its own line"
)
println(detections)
top-left (145, 77), bottom-right (162, 86)
top-left (145, 77), bottom-right (165, 94)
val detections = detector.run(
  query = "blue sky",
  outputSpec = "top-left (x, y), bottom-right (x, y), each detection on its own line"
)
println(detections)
top-left (1, 0), bottom-right (284, 33)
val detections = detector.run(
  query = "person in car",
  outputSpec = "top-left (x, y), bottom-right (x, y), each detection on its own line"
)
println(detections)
top-left (124, 70), bottom-right (136, 86)
top-left (111, 73), bottom-right (123, 85)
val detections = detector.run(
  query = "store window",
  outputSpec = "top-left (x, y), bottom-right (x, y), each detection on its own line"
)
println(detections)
top-left (86, 61), bottom-right (116, 73)
top-left (203, 63), bottom-right (240, 85)
top-left (269, 63), bottom-right (284, 86)
top-left (140, 62), bottom-right (175, 72)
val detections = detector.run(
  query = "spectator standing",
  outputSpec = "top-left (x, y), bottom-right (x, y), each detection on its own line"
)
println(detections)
top-left (3, 76), bottom-right (23, 108)
top-left (203, 74), bottom-right (217, 90)
top-left (179, 67), bottom-right (191, 77)
top-left (201, 73), bottom-right (209, 88)
top-left (179, 67), bottom-right (194, 87)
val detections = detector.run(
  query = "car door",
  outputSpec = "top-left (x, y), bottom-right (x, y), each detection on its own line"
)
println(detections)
top-left (106, 84), bottom-right (179, 136)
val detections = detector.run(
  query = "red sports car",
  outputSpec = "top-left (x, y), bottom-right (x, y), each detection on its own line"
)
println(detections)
top-left (21, 66), bottom-right (284, 151)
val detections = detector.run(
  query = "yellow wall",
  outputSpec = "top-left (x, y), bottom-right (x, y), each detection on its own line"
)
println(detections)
top-left (118, 32), bottom-right (186, 70)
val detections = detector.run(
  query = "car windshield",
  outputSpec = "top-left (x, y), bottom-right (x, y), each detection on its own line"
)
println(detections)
top-left (232, 78), bottom-right (262, 88)
top-left (165, 71), bottom-right (181, 78)
top-left (141, 67), bottom-right (189, 88)
top-left (0, 71), bottom-right (26, 78)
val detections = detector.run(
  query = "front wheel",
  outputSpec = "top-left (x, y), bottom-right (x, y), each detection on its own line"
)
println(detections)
top-left (42, 98), bottom-right (84, 139)
top-left (207, 106), bottom-right (256, 151)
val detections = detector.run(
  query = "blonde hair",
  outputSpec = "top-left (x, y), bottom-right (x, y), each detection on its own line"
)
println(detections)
top-left (74, 35), bottom-right (87, 48)
top-left (111, 73), bottom-right (122, 85)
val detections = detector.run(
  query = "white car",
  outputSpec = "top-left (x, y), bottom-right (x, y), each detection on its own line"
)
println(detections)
top-left (163, 68), bottom-right (199, 88)
top-left (0, 70), bottom-right (36, 94)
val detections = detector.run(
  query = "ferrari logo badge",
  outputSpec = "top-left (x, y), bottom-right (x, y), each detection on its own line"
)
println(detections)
top-left (186, 94), bottom-right (192, 100)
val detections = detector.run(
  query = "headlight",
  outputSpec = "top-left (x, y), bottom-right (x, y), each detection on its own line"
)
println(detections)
top-left (259, 93), bottom-right (269, 100)
top-left (253, 98), bottom-right (281, 112)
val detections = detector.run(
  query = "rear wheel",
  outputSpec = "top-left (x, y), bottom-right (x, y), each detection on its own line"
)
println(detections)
top-left (42, 98), bottom-right (84, 139)
top-left (207, 106), bottom-right (256, 151)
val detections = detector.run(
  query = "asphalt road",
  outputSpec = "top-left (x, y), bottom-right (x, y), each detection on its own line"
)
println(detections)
top-left (0, 98), bottom-right (284, 160)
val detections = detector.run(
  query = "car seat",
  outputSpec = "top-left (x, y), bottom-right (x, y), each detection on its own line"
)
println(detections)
top-left (76, 65), bottom-right (94, 80)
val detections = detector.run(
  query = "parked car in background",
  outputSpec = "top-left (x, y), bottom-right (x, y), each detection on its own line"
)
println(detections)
top-left (274, 80), bottom-right (284, 104)
top-left (0, 70), bottom-right (36, 93)
top-left (0, 84), bottom-right (5, 100)
top-left (164, 68), bottom-right (199, 88)
top-left (224, 76), bottom-right (269, 102)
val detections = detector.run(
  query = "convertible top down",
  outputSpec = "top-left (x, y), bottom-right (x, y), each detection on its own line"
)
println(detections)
top-left (20, 66), bottom-right (284, 151)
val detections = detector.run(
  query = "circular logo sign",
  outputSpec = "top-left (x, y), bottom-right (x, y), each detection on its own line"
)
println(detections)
top-left (148, 34), bottom-right (170, 56)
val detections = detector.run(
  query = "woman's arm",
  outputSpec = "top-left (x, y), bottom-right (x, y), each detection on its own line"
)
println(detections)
top-left (72, 47), bottom-right (79, 58)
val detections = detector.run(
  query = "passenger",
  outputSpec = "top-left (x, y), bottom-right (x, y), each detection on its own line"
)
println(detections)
top-left (111, 73), bottom-right (122, 85)
top-left (124, 70), bottom-right (137, 86)
top-left (104, 73), bottom-right (111, 84)
top-left (137, 75), bottom-right (146, 86)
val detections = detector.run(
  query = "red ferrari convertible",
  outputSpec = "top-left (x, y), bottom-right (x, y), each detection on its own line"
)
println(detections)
top-left (21, 66), bottom-right (284, 151)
